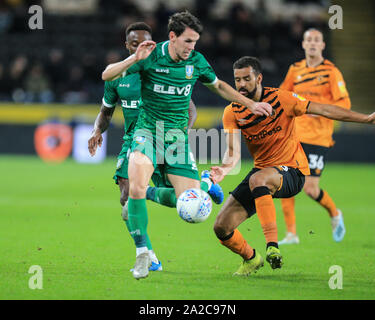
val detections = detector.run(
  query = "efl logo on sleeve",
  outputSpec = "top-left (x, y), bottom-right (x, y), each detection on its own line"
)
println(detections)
top-left (338, 81), bottom-right (347, 94)
top-left (292, 93), bottom-right (306, 101)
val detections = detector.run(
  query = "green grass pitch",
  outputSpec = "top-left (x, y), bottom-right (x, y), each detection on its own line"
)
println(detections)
top-left (1, 155), bottom-right (374, 300)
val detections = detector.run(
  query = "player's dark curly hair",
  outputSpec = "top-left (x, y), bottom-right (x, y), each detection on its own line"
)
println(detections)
top-left (126, 22), bottom-right (152, 39)
top-left (233, 56), bottom-right (262, 76)
top-left (168, 11), bottom-right (203, 37)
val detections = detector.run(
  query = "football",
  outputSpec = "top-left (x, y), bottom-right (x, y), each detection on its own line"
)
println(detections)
top-left (177, 188), bottom-right (212, 223)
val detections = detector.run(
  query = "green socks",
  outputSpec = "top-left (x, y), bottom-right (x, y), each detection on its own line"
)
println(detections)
top-left (124, 218), bottom-right (152, 250)
top-left (127, 198), bottom-right (149, 249)
top-left (146, 187), bottom-right (177, 207)
top-left (146, 181), bottom-right (210, 208)
top-left (200, 180), bottom-right (209, 193)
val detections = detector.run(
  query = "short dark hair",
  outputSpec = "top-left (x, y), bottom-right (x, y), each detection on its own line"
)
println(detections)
top-left (233, 56), bottom-right (262, 76)
top-left (168, 11), bottom-right (203, 37)
top-left (126, 22), bottom-right (152, 38)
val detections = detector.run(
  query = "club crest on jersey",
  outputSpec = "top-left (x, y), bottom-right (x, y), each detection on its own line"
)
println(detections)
top-left (135, 136), bottom-right (146, 145)
top-left (292, 93), bottom-right (306, 101)
top-left (185, 65), bottom-right (194, 79)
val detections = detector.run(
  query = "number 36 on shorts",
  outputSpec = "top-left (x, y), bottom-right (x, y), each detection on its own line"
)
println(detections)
top-left (308, 154), bottom-right (324, 170)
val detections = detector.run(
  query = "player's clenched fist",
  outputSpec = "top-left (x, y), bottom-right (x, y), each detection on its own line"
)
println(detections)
top-left (88, 130), bottom-right (103, 156)
top-left (135, 40), bottom-right (156, 62)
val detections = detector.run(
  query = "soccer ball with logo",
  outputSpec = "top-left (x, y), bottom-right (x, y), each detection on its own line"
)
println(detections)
top-left (177, 188), bottom-right (212, 223)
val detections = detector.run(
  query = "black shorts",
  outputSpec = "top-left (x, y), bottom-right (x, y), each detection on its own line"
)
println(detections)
top-left (301, 143), bottom-right (330, 177)
top-left (230, 166), bottom-right (305, 217)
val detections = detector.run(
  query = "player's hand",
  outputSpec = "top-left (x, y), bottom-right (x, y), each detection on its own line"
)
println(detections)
top-left (135, 40), bottom-right (156, 62)
top-left (248, 102), bottom-right (273, 117)
top-left (88, 130), bottom-right (103, 156)
top-left (210, 166), bottom-right (226, 184)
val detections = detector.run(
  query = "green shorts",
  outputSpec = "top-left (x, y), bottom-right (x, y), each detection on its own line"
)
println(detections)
top-left (113, 139), bottom-right (173, 188)
top-left (130, 127), bottom-right (199, 181)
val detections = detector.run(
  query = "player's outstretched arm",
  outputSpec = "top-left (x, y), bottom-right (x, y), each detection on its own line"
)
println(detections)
top-left (210, 131), bottom-right (241, 184)
top-left (102, 40), bottom-right (156, 81)
top-left (206, 79), bottom-right (273, 117)
top-left (88, 105), bottom-right (115, 156)
top-left (188, 99), bottom-right (197, 129)
top-left (307, 102), bottom-right (375, 124)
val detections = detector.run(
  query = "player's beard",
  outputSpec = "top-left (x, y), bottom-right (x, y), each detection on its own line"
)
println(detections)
top-left (176, 53), bottom-right (184, 61)
top-left (239, 87), bottom-right (257, 99)
top-left (176, 51), bottom-right (189, 61)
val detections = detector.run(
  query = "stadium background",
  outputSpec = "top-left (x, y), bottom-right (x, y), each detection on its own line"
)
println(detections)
top-left (0, 0), bottom-right (374, 162)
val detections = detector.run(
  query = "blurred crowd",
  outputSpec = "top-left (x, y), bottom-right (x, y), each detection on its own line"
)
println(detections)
top-left (0, 0), bottom-right (328, 105)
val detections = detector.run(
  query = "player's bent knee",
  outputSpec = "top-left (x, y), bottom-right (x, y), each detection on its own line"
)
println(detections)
top-left (249, 174), bottom-right (268, 191)
top-left (303, 185), bottom-right (320, 199)
top-left (213, 221), bottom-right (230, 239)
top-left (129, 183), bottom-right (148, 199)
top-left (213, 211), bottom-right (233, 239)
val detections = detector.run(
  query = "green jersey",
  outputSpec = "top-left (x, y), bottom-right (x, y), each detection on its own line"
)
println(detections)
top-left (102, 72), bottom-right (141, 141)
top-left (126, 41), bottom-right (217, 130)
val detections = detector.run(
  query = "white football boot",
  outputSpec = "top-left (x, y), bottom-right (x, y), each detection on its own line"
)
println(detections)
top-left (278, 232), bottom-right (300, 245)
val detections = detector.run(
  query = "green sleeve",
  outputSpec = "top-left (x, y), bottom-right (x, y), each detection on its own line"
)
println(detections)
top-left (126, 60), bottom-right (144, 75)
top-left (102, 80), bottom-right (118, 108)
top-left (197, 54), bottom-right (218, 85)
top-left (127, 49), bottom-right (157, 75)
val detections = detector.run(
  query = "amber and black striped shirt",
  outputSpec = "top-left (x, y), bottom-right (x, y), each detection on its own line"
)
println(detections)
top-left (280, 59), bottom-right (351, 147)
top-left (223, 87), bottom-right (310, 175)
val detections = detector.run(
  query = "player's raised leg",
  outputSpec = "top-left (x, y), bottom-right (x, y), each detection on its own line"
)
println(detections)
top-left (303, 176), bottom-right (345, 242)
top-left (146, 171), bottom-right (224, 207)
top-left (214, 195), bottom-right (263, 276)
top-left (166, 174), bottom-right (200, 198)
top-left (127, 151), bottom-right (155, 279)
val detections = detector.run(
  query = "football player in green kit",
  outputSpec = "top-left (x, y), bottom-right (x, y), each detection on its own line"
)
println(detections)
top-left (89, 23), bottom-right (196, 273)
top-left (89, 22), bottom-right (215, 274)
top-left (102, 12), bottom-right (273, 280)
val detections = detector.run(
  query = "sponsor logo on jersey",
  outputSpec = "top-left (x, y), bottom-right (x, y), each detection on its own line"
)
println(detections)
top-left (119, 83), bottom-right (130, 88)
top-left (156, 68), bottom-right (170, 74)
top-left (153, 84), bottom-right (192, 96)
top-left (185, 65), bottom-right (194, 79)
top-left (292, 93), bottom-right (306, 101)
top-left (121, 100), bottom-right (139, 108)
top-left (245, 126), bottom-right (282, 142)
